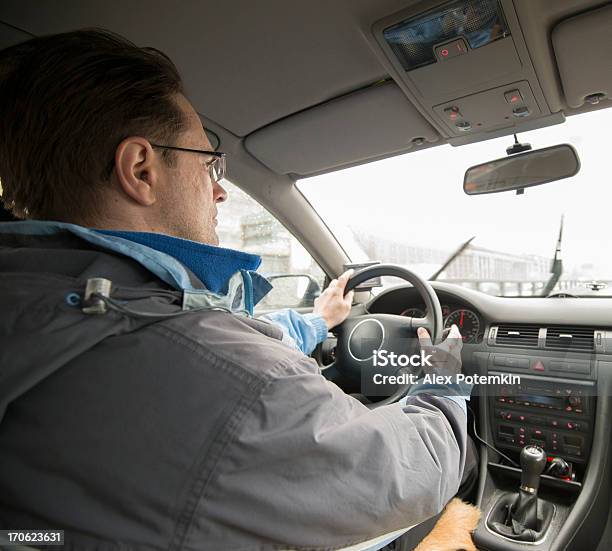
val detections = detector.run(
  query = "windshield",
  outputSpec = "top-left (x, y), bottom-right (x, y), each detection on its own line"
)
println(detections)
top-left (298, 108), bottom-right (612, 297)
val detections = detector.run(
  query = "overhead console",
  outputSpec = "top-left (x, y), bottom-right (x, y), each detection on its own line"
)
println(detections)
top-left (369, 0), bottom-right (563, 145)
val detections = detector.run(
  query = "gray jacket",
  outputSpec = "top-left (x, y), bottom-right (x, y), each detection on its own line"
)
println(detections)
top-left (0, 223), bottom-right (468, 550)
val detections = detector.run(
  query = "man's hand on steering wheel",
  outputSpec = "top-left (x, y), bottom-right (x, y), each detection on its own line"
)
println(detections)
top-left (320, 263), bottom-right (456, 407)
top-left (417, 324), bottom-right (463, 377)
top-left (313, 269), bottom-right (355, 329)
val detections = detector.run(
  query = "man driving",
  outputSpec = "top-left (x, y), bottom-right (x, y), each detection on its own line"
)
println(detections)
top-left (0, 29), bottom-right (472, 550)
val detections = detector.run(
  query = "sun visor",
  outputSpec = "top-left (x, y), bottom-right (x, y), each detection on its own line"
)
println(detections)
top-left (552, 4), bottom-right (612, 108)
top-left (244, 81), bottom-right (439, 176)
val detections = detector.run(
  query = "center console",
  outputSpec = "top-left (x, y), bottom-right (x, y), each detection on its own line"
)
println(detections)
top-left (470, 348), bottom-right (611, 551)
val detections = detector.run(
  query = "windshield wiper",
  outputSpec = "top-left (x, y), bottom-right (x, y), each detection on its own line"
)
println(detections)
top-left (429, 236), bottom-right (475, 281)
top-left (542, 214), bottom-right (564, 296)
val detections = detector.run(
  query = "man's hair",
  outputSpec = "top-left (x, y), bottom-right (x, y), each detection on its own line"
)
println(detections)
top-left (0, 28), bottom-right (185, 221)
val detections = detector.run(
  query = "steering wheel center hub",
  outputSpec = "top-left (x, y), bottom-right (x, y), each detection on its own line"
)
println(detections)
top-left (347, 318), bottom-right (385, 361)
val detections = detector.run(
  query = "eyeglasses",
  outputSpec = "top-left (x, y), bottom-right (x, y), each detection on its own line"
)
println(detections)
top-left (150, 143), bottom-right (226, 183)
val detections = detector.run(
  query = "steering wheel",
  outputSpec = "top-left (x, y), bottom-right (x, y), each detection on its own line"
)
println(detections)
top-left (322, 264), bottom-right (443, 409)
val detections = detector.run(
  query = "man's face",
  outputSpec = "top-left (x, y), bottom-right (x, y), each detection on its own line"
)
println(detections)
top-left (156, 94), bottom-right (227, 245)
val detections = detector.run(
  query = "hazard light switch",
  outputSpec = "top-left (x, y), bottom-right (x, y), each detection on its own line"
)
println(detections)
top-left (532, 360), bottom-right (545, 372)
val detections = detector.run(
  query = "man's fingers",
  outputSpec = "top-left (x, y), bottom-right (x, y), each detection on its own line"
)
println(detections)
top-left (328, 269), bottom-right (353, 296)
top-left (447, 324), bottom-right (463, 348)
top-left (337, 269), bottom-right (354, 289)
top-left (417, 327), bottom-right (433, 348)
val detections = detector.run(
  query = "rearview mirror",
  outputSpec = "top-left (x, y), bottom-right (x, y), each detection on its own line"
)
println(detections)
top-left (463, 144), bottom-right (580, 195)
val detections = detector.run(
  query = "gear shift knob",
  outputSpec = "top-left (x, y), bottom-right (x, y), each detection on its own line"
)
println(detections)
top-left (520, 445), bottom-right (547, 493)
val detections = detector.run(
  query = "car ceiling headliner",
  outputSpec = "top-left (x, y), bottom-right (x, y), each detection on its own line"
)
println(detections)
top-left (0, 0), bottom-right (423, 137)
top-left (1, 0), bottom-right (610, 163)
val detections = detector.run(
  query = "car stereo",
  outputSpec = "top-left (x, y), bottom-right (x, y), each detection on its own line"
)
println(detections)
top-left (489, 372), bottom-right (594, 463)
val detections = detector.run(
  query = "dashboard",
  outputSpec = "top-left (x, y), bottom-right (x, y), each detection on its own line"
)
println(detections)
top-left (364, 280), bottom-right (612, 477)
top-left (347, 281), bottom-right (612, 549)
top-left (367, 287), bottom-right (485, 343)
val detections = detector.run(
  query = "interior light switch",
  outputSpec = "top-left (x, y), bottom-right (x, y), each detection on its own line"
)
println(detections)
top-left (444, 106), bottom-right (462, 121)
top-left (504, 89), bottom-right (523, 104)
top-left (435, 38), bottom-right (468, 61)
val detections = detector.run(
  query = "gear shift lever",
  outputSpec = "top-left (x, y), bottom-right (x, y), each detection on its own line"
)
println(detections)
top-left (488, 446), bottom-right (554, 542)
top-left (520, 445), bottom-right (547, 494)
top-left (509, 446), bottom-right (547, 535)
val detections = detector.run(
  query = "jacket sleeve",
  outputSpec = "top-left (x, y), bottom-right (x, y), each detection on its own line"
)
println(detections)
top-left (260, 309), bottom-right (328, 355)
top-left (199, 355), bottom-right (468, 549)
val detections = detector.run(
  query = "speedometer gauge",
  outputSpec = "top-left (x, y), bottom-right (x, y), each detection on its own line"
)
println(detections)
top-left (444, 309), bottom-right (480, 343)
top-left (400, 307), bottom-right (425, 318)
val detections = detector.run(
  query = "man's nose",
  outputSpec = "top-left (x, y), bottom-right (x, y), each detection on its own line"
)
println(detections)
top-left (214, 181), bottom-right (228, 203)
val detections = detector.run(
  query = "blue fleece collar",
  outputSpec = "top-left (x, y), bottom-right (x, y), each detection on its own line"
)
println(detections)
top-left (96, 230), bottom-right (260, 295)
top-left (0, 221), bottom-right (273, 308)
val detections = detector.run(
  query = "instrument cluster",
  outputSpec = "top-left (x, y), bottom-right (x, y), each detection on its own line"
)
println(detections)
top-left (400, 303), bottom-right (483, 344)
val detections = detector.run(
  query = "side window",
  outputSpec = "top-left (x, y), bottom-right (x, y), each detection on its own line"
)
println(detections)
top-left (216, 180), bottom-right (326, 311)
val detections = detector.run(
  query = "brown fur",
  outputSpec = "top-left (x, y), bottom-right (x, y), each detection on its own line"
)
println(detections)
top-left (414, 499), bottom-right (481, 551)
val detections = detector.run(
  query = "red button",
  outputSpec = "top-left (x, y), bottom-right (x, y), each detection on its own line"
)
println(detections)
top-left (532, 361), bottom-right (545, 372)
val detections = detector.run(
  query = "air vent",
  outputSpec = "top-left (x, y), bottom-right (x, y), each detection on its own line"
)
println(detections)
top-left (495, 324), bottom-right (540, 347)
top-left (545, 326), bottom-right (595, 351)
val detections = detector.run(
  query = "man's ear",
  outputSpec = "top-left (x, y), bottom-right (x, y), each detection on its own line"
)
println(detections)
top-left (113, 137), bottom-right (161, 206)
